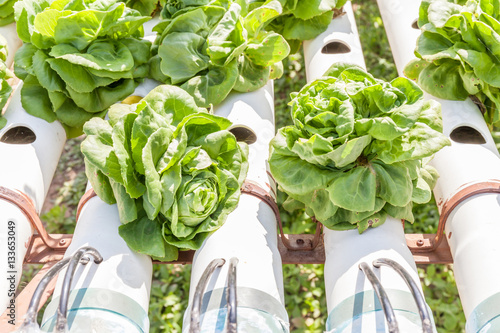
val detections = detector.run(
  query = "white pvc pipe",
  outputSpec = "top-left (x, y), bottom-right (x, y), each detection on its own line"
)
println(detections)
top-left (304, 6), bottom-right (435, 332)
top-left (303, 2), bottom-right (365, 83)
top-left (40, 184), bottom-right (153, 333)
top-left (324, 218), bottom-right (431, 332)
top-left (378, 2), bottom-right (500, 330)
top-left (0, 84), bottom-right (66, 315)
top-left (183, 82), bottom-right (289, 332)
top-left (37, 76), bottom-right (161, 333)
top-left (376, 0), bottom-right (421, 77)
top-left (429, 98), bottom-right (500, 332)
top-left (0, 23), bottom-right (22, 68)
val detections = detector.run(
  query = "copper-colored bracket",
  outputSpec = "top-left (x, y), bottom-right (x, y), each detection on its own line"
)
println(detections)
top-left (76, 188), bottom-right (97, 221)
top-left (24, 234), bottom-right (72, 264)
top-left (241, 180), bottom-right (323, 251)
top-left (0, 186), bottom-right (71, 251)
top-left (408, 180), bottom-right (500, 256)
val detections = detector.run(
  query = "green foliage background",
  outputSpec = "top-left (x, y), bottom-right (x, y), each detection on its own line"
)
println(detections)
top-left (22, 1), bottom-right (467, 332)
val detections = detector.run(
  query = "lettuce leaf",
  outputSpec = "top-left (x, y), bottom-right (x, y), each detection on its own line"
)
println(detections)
top-left (404, 0), bottom-right (500, 125)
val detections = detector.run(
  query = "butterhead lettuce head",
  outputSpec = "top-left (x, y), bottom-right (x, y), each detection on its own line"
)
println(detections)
top-left (269, 64), bottom-right (450, 233)
top-left (150, 0), bottom-right (290, 107)
top-left (82, 85), bottom-right (248, 261)
top-left (13, 0), bottom-right (151, 138)
top-left (404, 0), bottom-right (500, 125)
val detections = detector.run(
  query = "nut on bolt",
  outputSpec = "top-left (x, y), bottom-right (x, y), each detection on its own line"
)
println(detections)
top-left (59, 239), bottom-right (66, 246)
top-left (416, 239), bottom-right (424, 246)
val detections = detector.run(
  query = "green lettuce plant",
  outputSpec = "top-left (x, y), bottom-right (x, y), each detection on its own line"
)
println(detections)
top-left (0, 35), bottom-right (12, 129)
top-left (0, 0), bottom-right (18, 26)
top-left (81, 85), bottom-right (248, 260)
top-left (150, 0), bottom-right (290, 107)
top-left (262, 0), bottom-right (348, 53)
top-left (404, 0), bottom-right (500, 125)
top-left (125, 0), bottom-right (161, 16)
top-left (269, 64), bottom-right (450, 233)
top-left (13, 0), bottom-right (151, 138)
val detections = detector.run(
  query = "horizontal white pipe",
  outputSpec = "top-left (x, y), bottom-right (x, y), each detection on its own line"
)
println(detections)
top-left (0, 84), bottom-right (66, 315)
top-left (40, 187), bottom-right (153, 332)
top-left (0, 23), bottom-right (22, 68)
top-left (303, 1), bottom-right (366, 82)
top-left (184, 82), bottom-right (288, 332)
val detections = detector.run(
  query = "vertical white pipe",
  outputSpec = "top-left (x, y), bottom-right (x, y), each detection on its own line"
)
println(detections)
top-left (304, 4), bottom-right (435, 332)
top-left (378, 1), bottom-right (500, 330)
top-left (303, 2), bottom-right (366, 83)
top-left (183, 82), bottom-right (289, 332)
top-left (376, 0), bottom-right (421, 77)
top-left (38, 78), bottom-right (160, 333)
top-left (40, 186), bottom-right (153, 333)
top-left (0, 23), bottom-right (22, 68)
top-left (324, 219), bottom-right (431, 332)
top-left (0, 84), bottom-right (66, 314)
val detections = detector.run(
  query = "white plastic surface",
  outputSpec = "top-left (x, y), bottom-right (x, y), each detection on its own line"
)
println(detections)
top-left (430, 138), bottom-right (500, 318)
top-left (0, 84), bottom-right (65, 314)
top-left (376, 0), bottom-right (421, 77)
top-left (130, 78), bottom-right (161, 99)
top-left (185, 82), bottom-right (286, 331)
top-left (0, 23), bottom-right (22, 68)
top-left (0, 84), bottom-right (66, 211)
top-left (143, 15), bottom-right (160, 43)
top-left (379, 0), bottom-right (500, 319)
top-left (326, 311), bottom-right (427, 333)
top-left (324, 218), bottom-right (422, 312)
top-left (303, 2), bottom-right (366, 82)
top-left (41, 192), bottom-right (152, 332)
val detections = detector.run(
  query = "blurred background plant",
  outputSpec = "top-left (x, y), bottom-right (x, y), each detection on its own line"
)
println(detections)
top-left (19, 0), bottom-right (468, 332)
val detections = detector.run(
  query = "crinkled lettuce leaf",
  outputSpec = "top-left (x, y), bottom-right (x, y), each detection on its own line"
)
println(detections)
top-left (13, 0), bottom-right (151, 137)
top-left (270, 64), bottom-right (450, 233)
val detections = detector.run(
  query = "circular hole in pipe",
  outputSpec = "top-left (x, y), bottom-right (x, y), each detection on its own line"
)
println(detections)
top-left (321, 41), bottom-right (351, 54)
top-left (411, 19), bottom-right (419, 29)
top-left (229, 125), bottom-right (257, 144)
top-left (0, 126), bottom-right (37, 144)
top-left (449, 126), bottom-right (486, 144)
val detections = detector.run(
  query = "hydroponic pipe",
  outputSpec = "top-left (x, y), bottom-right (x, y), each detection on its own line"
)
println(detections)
top-left (39, 182), bottom-right (153, 333)
top-left (303, 2), bottom-right (365, 83)
top-left (183, 82), bottom-right (289, 332)
top-left (0, 84), bottom-right (66, 315)
top-left (378, 2), bottom-right (500, 331)
top-left (39, 82), bottom-right (159, 333)
top-left (303, 5), bottom-right (436, 332)
top-left (0, 23), bottom-right (22, 67)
